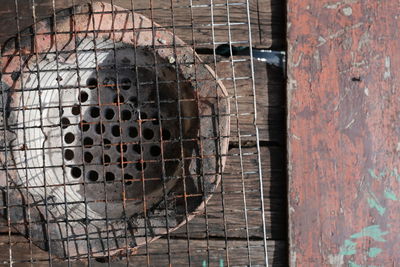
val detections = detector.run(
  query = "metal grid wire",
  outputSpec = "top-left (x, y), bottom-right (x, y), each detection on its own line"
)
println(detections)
top-left (0, 0), bottom-right (285, 266)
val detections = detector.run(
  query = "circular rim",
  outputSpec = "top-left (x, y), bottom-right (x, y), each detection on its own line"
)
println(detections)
top-left (0, 2), bottom-right (230, 259)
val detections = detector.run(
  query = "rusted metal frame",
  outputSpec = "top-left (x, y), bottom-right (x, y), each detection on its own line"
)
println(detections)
top-left (0, 43), bottom-right (253, 57)
top-left (100, 0), bottom-right (122, 263)
top-left (1, 151), bottom-right (226, 174)
top-left (1, 4), bottom-right (14, 265)
top-left (50, 0), bottom-right (72, 264)
top-left (9, 0), bottom-right (36, 265)
top-left (131, 2), bottom-right (150, 265)
top-left (1, 2), bottom-right (246, 22)
top-left (0, 67), bottom-right (253, 89)
top-left (0, 2), bottom-right (232, 262)
top-left (146, 0), bottom-right (173, 265)
top-left (30, 0), bottom-right (54, 264)
top-left (224, 0), bottom-right (252, 265)
top-left (167, 0), bottom-right (193, 265)
top-left (107, 0), bottom-right (131, 264)
top-left (69, 1), bottom-right (92, 263)
top-left (187, 0), bottom-right (211, 265)
top-left (209, 0), bottom-right (230, 265)
top-left (87, 1), bottom-right (118, 263)
top-left (112, 1), bottom-right (129, 263)
top-left (2, 100), bottom-right (206, 112)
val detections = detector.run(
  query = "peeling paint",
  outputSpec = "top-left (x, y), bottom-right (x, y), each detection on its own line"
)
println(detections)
top-left (368, 169), bottom-right (380, 180)
top-left (384, 56), bottom-right (391, 80)
top-left (358, 31), bottom-right (371, 50)
top-left (345, 118), bottom-right (355, 129)
top-left (317, 23), bottom-right (363, 47)
top-left (292, 134), bottom-right (301, 140)
top-left (323, 0), bottom-right (358, 9)
top-left (342, 7), bottom-right (353, 16)
top-left (367, 192), bottom-right (386, 215)
top-left (384, 188), bottom-right (397, 201)
top-left (364, 87), bottom-right (369, 96)
top-left (318, 36), bottom-right (327, 46)
top-left (350, 225), bottom-right (388, 242)
top-left (368, 247), bottom-right (383, 258)
top-left (328, 254), bottom-right (344, 266)
top-left (313, 50), bottom-right (321, 70)
top-left (292, 52), bottom-right (304, 67)
top-left (290, 251), bottom-right (297, 266)
top-left (339, 239), bottom-right (357, 255)
top-left (348, 261), bottom-right (362, 267)
top-left (325, 2), bottom-right (341, 9)
top-left (288, 0), bottom-right (400, 263)
top-left (348, 262), bottom-right (378, 267)
top-left (390, 168), bottom-right (400, 181)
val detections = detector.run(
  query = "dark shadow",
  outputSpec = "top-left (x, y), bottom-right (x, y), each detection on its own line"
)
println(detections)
top-left (265, 0), bottom-right (288, 265)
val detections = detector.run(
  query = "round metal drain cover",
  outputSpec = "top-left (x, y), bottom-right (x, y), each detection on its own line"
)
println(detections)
top-left (0, 2), bottom-right (229, 259)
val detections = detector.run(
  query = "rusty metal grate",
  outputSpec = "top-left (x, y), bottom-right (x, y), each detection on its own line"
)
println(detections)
top-left (0, 0), bottom-right (286, 266)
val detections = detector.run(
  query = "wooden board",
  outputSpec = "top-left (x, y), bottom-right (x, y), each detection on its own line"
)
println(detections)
top-left (0, 0), bottom-right (284, 143)
top-left (0, 0), bottom-right (278, 47)
top-left (0, 0), bottom-right (287, 265)
top-left (0, 234), bottom-right (286, 266)
top-left (170, 146), bottom-right (286, 240)
top-left (0, 146), bottom-right (287, 265)
top-left (204, 56), bottom-right (285, 143)
top-left (288, 0), bottom-right (400, 265)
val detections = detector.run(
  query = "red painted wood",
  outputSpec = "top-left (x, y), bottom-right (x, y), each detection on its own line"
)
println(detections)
top-left (288, 1), bottom-right (400, 265)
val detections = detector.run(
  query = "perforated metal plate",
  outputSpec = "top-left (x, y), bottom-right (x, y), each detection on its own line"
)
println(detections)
top-left (0, 2), bottom-right (229, 258)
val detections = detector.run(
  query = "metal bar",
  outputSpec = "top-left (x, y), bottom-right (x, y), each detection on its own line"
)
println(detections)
top-left (244, 0), bottom-right (269, 264)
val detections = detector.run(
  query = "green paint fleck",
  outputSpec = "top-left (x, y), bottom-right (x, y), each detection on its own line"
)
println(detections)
top-left (350, 225), bottom-right (388, 242)
top-left (367, 247), bottom-right (382, 258)
top-left (348, 262), bottom-right (378, 267)
top-left (202, 260), bottom-right (207, 267)
top-left (219, 259), bottom-right (224, 267)
top-left (368, 169), bottom-right (379, 179)
top-left (367, 192), bottom-right (386, 215)
top-left (340, 239), bottom-right (357, 255)
top-left (379, 170), bottom-right (386, 178)
top-left (392, 168), bottom-right (400, 181)
top-left (391, 168), bottom-right (398, 177)
top-left (348, 261), bottom-right (363, 267)
top-left (384, 188), bottom-right (397, 201)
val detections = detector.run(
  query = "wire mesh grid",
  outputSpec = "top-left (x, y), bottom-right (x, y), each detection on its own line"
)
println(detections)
top-left (0, 0), bottom-right (285, 266)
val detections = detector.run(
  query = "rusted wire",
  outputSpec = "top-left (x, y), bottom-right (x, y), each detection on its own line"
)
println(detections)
top-left (0, 0), bottom-right (272, 266)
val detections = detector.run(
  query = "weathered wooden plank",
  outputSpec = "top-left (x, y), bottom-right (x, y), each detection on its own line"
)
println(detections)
top-left (130, 238), bottom-right (287, 266)
top-left (288, 0), bottom-right (400, 265)
top-left (0, 146), bottom-right (287, 264)
top-left (170, 146), bottom-right (286, 240)
top-left (0, 234), bottom-right (286, 266)
top-left (200, 55), bottom-right (285, 142)
top-left (0, 0), bottom-right (277, 47)
top-left (0, 0), bottom-right (284, 143)
top-left (0, 0), bottom-right (287, 265)
top-left (0, 146), bottom-right (285, 239)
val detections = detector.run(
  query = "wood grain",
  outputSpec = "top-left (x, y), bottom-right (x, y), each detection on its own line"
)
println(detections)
top-left (288, 0), bottom-right (400, 265)
top-left (0, 0), bottom-right (284, 142)
top-left (0, 234), bottom-right (286, 266)
top-left (0, 146), bottom-right (287, 265)
top-left (199, 55), bottom-right (285, 143)
top-left (170, 146), bottom-right (286, 240)
top-left (0, 0), bottom-right (279, 47)
top-left (0, 0), bottom-right (287, 265)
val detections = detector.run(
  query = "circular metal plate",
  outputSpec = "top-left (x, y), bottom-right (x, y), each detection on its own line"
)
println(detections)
top-left (0, 2), bottom-right (229, 259)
